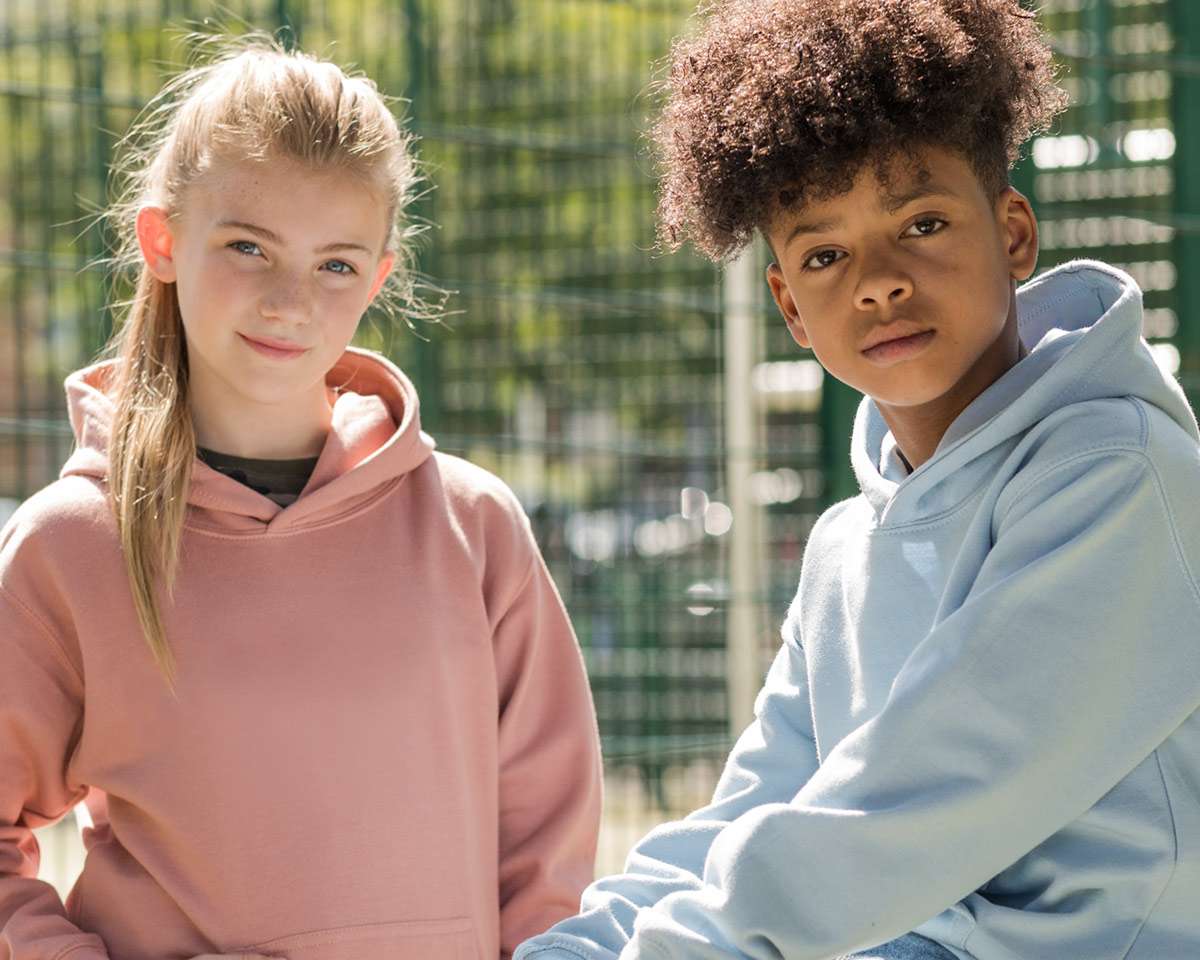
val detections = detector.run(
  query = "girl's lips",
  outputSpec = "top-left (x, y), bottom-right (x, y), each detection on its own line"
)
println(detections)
top-left (237, 333), bottom-right (309, 360)
top-left (861, 329), bottom-right (936, 366)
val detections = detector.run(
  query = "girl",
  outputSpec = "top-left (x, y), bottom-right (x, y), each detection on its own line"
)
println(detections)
top-left (0, 38), bottom-right (601, 960)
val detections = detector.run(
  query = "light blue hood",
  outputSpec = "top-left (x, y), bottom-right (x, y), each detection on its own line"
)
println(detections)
top-left (854, 259), bottom-right (1198, 521)
top-left (518, 260), bottom-right (1200, 960)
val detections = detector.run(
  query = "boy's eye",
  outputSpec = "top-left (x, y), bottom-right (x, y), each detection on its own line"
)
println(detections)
top-left (905, 217), bottom-right (947, 237)
top-left (322, 260), bottom-right (357, 276)
top-left (803, 249), bottom-right (846, 271)
top-left (229, 240), bottom-right (263, 257)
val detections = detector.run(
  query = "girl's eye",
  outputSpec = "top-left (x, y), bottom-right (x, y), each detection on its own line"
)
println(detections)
top-left (905, 218), bottom-right (948, 237)
top-left (803, 249), bottom-right (846, 271)
top-left (228, 240), bottom-right (262, 257)
top-left (322, 260), bottom-right (357, 276)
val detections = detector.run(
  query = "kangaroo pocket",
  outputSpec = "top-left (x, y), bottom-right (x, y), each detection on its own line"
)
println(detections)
top-left (242, 918), bottom-right (477, 960)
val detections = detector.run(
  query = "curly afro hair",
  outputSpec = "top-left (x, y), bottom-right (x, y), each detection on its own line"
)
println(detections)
top-left (653, 0), bottom-right (1069, 262)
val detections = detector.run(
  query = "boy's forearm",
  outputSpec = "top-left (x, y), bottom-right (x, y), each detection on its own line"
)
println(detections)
top-left (515, 813), bottom-right (738, 960)
top-left (517, 627), bottom-right (822, 960)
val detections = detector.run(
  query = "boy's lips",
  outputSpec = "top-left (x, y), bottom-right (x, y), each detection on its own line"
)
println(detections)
top-left (860, 328), bottom-right (936, 365)
top-left (859, 324), bottom-right (931, 355)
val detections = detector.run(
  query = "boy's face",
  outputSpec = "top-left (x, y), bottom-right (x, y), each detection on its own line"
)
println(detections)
top-left (764, 146), bottom-right (1038, 412)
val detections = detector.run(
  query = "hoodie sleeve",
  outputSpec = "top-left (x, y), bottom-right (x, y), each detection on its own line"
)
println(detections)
top-left (616, 446), bottom-right (1200, 960)
top-left (493, 543), bottom-right (604, 960)
top-left (0, 585), bottom-right (109, 960)
top-left (515, 612), bottom-right (821, 960)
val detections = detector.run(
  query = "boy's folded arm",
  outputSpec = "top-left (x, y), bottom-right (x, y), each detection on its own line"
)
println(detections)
top-left (621, 447), bottom-right (1200, 960)
top-left (515, 615), bottom-right (821, 960)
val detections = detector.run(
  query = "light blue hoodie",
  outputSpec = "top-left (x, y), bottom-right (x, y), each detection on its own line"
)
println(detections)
top-left (516, 261), bottom-right (1200, 960)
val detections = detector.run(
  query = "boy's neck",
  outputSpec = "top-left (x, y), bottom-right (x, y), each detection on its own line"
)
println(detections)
top-left (875, 300), bottom-right (1027, 473)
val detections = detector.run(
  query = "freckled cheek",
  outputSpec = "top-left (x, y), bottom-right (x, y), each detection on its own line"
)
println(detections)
top-left (312, 287), bottom-right (367, 341)
top-left (189, 285), bottom-right (288, 355)
top-left (315, 285), bottom-right (361, 315)
top-left (190, 257), bottom-right (263, 304)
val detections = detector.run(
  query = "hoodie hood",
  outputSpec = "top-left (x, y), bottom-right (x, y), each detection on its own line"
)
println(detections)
top-left (61, 346), bottom-right (435, 533)
top-left (850, 260), bottom-right (1198, 521)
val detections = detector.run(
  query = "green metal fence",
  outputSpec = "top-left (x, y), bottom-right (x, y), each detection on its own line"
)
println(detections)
top-left (1011, 0), bottom-right (1199, 404)
top-left (2, 0), bottom-right (1198, 879)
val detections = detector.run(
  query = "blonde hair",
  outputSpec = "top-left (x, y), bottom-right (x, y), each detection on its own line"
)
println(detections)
top-left (101, 35), bottom-right (423, 684)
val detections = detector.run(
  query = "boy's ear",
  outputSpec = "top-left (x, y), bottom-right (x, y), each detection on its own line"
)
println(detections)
top-left (135, 206), bottom-right (177, 283)
top-left (366, 252), bottom-right (396, 305)
top-left (1000, 186), bottom-right (1038, 283)
top-left (766, 262), bottom-right (811, 349)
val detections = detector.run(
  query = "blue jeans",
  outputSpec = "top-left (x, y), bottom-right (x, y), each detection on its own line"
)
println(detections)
top-left (840, 931), bottom-right (958, 959)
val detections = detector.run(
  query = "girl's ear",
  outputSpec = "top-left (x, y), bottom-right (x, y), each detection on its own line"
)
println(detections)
top-left (135, 207), bottom-right (178, 283)
top-left (366, 252), bottom-right (396, 304)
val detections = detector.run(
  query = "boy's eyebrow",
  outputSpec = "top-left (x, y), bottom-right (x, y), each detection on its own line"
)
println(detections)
top-left (216, 219), bottom-right (373, 256)
top-left (882, 182), bottom-right (956, 213)
top-left (782, 182), bottom-right (959, 247)
top-left (782, 218), bottom-right (841, 248)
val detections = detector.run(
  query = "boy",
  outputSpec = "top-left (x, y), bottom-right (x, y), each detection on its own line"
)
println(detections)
top-left (515, 1), bottom-right (1200, 959)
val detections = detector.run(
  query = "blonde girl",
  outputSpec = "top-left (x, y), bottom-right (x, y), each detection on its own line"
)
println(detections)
top-left (0, 38), bottom-right (601, 960)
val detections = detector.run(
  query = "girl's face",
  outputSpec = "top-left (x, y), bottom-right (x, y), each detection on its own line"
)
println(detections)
top-left (136, 157), bottom-right (394, 449)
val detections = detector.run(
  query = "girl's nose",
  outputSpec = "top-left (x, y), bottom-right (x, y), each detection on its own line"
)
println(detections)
top-left (258, 277), bottom-right (312, 323)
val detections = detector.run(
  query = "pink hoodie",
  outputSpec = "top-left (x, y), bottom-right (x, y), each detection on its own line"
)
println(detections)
top-left (0, 348), bottom-right (602, 960)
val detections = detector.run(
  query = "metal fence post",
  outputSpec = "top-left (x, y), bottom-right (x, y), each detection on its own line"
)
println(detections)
top-left (400, 0), bottom-right (442, 430)
top-left (1172, 0), bottom-right (1200, 404)
top-left (723, 242), bottom-right (764, 732)
top-left (819, 377), bottom-right (860, 504)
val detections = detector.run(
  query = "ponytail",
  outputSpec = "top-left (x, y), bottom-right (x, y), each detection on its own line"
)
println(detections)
top-left (107, 271), bottom-right (194, 685)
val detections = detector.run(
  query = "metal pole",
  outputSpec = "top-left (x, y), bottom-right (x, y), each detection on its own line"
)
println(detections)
top-left (1172, 0), bottom-right (1200, 406)
top-left (819, 376), bottom-right (861, 504)
top-left (276, 0), bottom-right (299, 49)
top-left (723, 243), bottom-right (764, 733)
top-left (401, 0), bottom-right (442, 429)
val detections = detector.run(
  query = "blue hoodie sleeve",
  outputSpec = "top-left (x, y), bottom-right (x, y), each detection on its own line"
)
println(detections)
top-left (617, 445), bottom-right (1200, 960)
top-left (514, 614), bottom-right (821, 960)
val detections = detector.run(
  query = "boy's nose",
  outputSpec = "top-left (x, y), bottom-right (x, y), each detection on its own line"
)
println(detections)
top-left (853, 270), bottom-right (914, 310)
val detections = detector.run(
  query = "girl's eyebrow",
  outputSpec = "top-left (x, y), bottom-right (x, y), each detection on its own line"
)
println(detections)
top-left (216, 219), bottom-right (373, 256)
